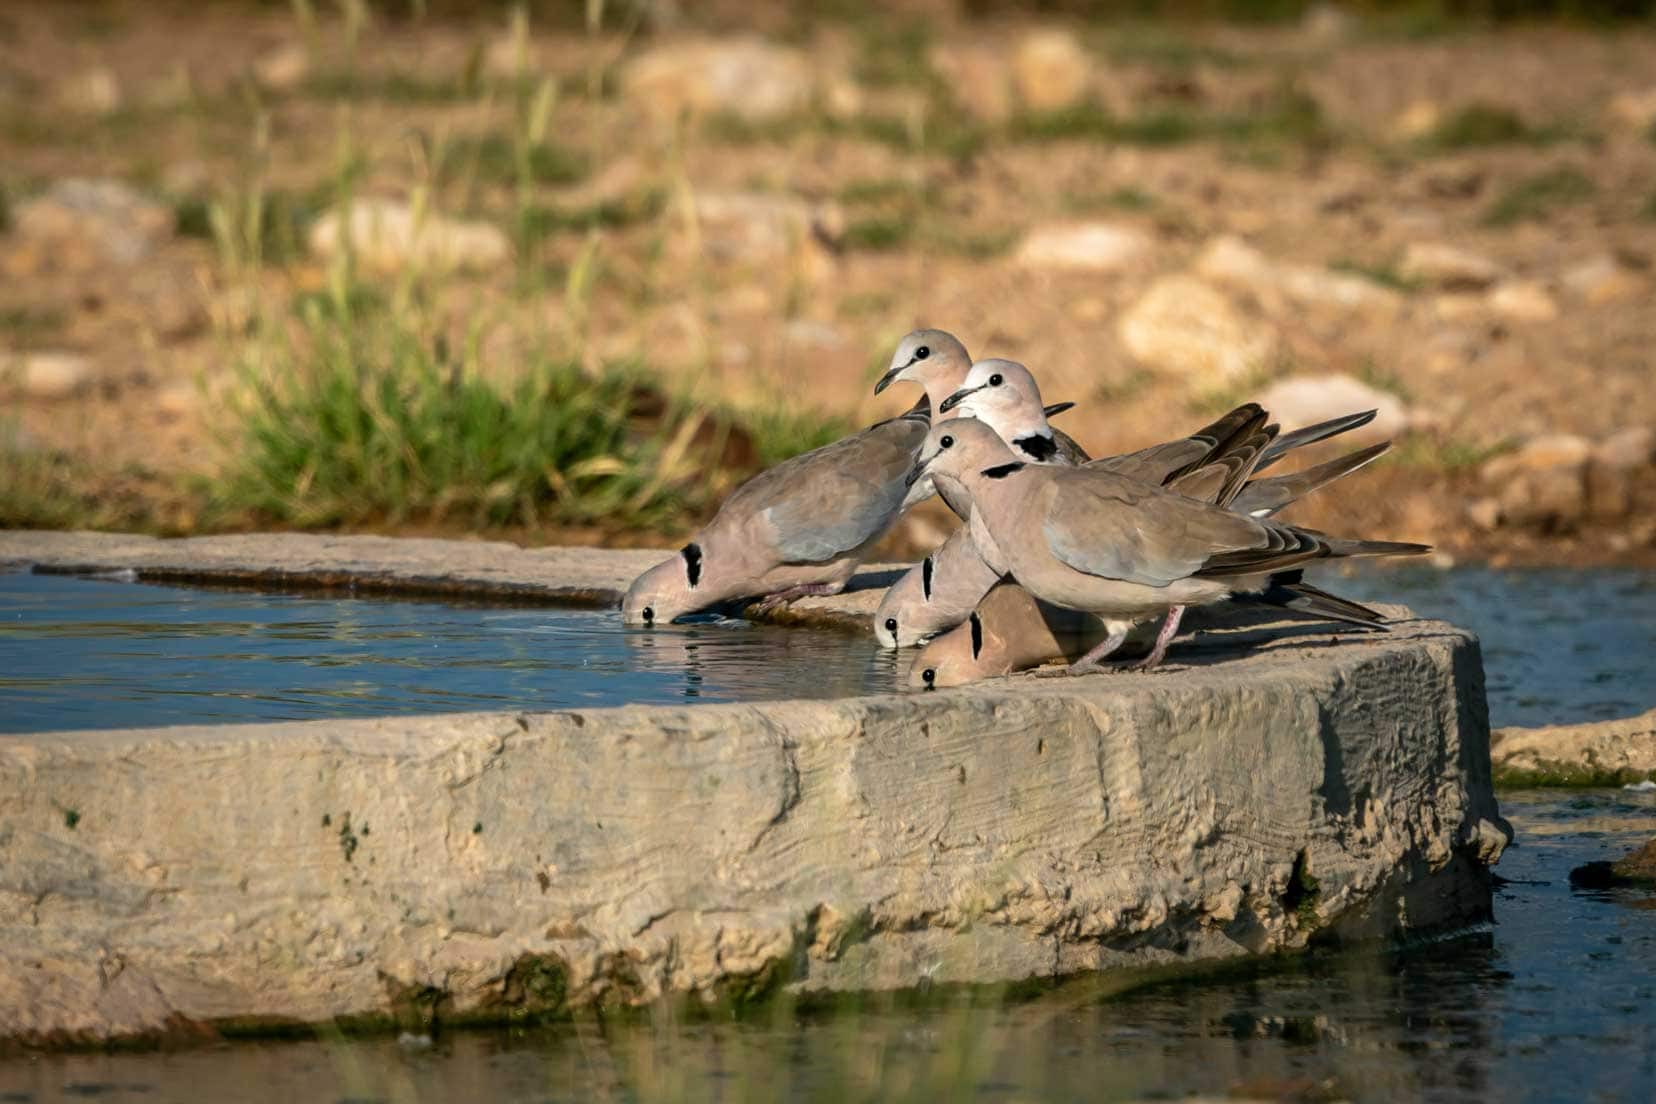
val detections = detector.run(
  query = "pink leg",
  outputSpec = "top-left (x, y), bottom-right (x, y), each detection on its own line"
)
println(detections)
top-left (1131, 605), bottom-right (1185, 671)
top-left (1035, 624), bottom-right (1129, 677)
top-left (750, 582), bottom-right (843, 615)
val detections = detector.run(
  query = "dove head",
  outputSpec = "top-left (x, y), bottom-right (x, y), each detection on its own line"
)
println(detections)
top-left (621, 544), bottom-right (706, 626)
top-left (906, 417), bottom-right (1018, 495)
top-left (874, 329), bottom-right (971, 411)
top-left (874, 559), bottom-right (937, 648)
top-left (938, 359), bottom-right (1051, 443)
top-left (908, 610), bottom-right (999, 689)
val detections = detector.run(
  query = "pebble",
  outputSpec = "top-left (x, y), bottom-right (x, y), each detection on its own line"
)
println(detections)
top-left (13, 178), bottom-right (174, 268)
top-left (56, 67), bottom-right (122, 115)
top-left (1390, 100), bottom-right (1441, 141)
top-left (1607, 87), bottom-right (1656, 132)
top-left (1012, 30), bottom-right (1092, 113)
top-left (1195, 235), bottom-right (1403, 316)
top-left (1014, 221), bottom-right (1153, 273)
top-left (1254, 374), bottom-right (1411, 447)
top-left (1486, 280), bottom-right (1559, 323)
top-left (928, 44), bottom-right (1012, 123)
top-left (4, 351), bottom-right (94, 400)
top-left (1481, 434), bottom-right (1594, 530)
top-left (1116, 275), bottom-right (1278, 389)
top-left (1562, 254), bottom-right (1643, 305)
top-left (623, 38), bottom-right (813, 123)
top-left (1398, 242), bottom-right (1504, 290)
top-left (254, 43), bottom-right (311, 92)
top-left (308, 198), bottom-right (511, 273)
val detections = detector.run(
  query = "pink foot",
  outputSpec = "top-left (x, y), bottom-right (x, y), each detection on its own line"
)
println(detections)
top-left (1130, 606), bottom-right (1185, 671)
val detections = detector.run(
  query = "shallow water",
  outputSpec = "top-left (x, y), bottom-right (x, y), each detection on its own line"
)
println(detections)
top-left (1309, 562), bottom-right (1656, 728)
top-left (0, 570), bottom-right (894, 733)
top-left (1, 788), bottom-right (1651, 1103)
top-left (2, 563), bottom-right (1652, 732)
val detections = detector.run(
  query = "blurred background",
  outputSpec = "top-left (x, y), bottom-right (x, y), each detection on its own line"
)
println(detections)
top-left (2, 0), bottom-right (1653, 564)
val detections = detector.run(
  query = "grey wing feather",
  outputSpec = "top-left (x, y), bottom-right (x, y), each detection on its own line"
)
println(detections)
top-left (1041, 472), bottom-right (1272, 587)
top-left (748, 411), bottom-right (927, 563)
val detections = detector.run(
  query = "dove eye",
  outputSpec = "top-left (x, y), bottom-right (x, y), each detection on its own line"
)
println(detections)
top-left (989, 373), bottom-right (1003, 386)
top-left (915, 345), bottom-right (930, 360)
top-left (642, 606), bottom-right (655, 624)
top-left (922, 668), bottom-right (936, 685)
top-left (940, 435), bottom-right (954, 449)
top-left (884, 617), bottom-right (897, 633)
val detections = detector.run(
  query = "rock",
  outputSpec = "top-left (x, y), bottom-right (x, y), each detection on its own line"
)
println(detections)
top-left (253, 43), bottom-right (311, 92)
top-left (1466, 497), bottom-right (1502, 532)
top-left (1195, 236), bottom-right (1403, 315)
top-left (13, 178), bottom-right (173, 268)
top-left (1011, 30), bottom-right (1091, 113)
top-left (1486, 280), bottom-right (1559, 323)
top-left (1492, 708), bottom-right (1656, 787)
top-left (1390, 99), bottom-right (1442, 142)
top-left (1398, 242), bottom-right (1504, 290)
top-left (1117, 276), bottom-right (1279, 389)
top-left (1607, 87), bottom-right (1656, 133)
top-left (2, 351), bottom-right (93, 400)
top-left (1563, 254), bottom-right (1643, 305)
top-left (927, 44), bottom-right (1012, 123)
top-left (623, 38), bottom-right (813, 123)
top-left (56, 67), bottom-right (122, 114)
top-left (308, 198), bottom-right (511, 272)
top-left (1255, 374), bottom-right (1411, 447)
top-left (1481, 434), bottom-right (1593, 531)
top-left (0, 529), bottom-right (1507, 1045)
top-left (1300, 3), bottom-right (1356, 43)
top-left (1014, 221), bottom-right (1153, 273)
top-left (1585, 426), bottom-right (1656, 520)
top-left (690, 191), bottom-right (840, 265)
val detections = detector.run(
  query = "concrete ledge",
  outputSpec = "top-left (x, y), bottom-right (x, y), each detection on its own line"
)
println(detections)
top-left (1492, 708), bottom-right (1656, 787)
top-left (0, 531), bottom-right (1510, 1045)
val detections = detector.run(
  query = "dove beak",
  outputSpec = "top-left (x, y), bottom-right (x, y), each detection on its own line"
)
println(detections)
top-left (938, 384), bottom-right (981, 414)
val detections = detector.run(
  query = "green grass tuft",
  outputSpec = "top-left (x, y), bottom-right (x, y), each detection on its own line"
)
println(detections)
top-left (1481, 166), bottom-right (1595, 227)
top-left (1329, 258), bottom-right (1419, 292)
top-left (443, 133), bottom-right (587, 187)
top-left (214, 305), bottom-right (699, 530)
top-left (1064, 186), bottom-right (1157, 213)
top-left (841, 215), bottom-right (913, 251)
top-left (1010, 85), bottom-right (1329, 151)
top-left (516, 190), bottom-right (664, 241)
top-left (0, 306), bottom-right (67, 348)
top-left (1422, 102), bottom-right (1580, 151)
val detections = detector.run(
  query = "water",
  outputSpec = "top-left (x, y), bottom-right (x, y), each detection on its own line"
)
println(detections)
top-left (0, 570), bottom-right (894, 734)
top-left (1307, 562), bottom-right (1656, 728)
top-left (1, 788), bottom-right (1650, 1103)
top-left (3, 564), bottom-right (1652, 733)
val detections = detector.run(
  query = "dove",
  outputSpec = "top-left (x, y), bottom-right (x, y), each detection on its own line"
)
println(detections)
top-left (876, 390), bottom-right (1389, 648)
top-left (909, 569), bottom-right (1392, 689)
top-left (621, 401), bottom-right (929, 625)
top-left (938, 358), bottom-right (1089, 465)
top-left (908, 417), bottom-right (1428, 672)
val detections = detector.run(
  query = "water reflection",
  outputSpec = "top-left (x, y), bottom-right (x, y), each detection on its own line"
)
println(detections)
top-left (0, 571), bottom-right (898, 733)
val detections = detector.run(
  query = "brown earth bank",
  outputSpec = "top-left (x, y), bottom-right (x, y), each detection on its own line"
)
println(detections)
top-left (2, 1), bottom-right (1654, 564)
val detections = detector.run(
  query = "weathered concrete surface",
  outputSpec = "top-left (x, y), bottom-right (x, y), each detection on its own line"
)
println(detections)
top-left (0, 530), bottom-right (1510, 1045)
top-left (0, 530), bottom-right (891, 631)
top-left (1491, 708), bottom-right (1656, 787)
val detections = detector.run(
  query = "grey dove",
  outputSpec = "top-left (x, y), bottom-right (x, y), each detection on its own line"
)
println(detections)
top-left (907, 580), bottom-right (1108, 689)
top-left (621, 402), bottom-right (928, 625)
top-left (909, 417), bottom-right (1428, 672)
top-left (879, 363), bottom-right (1390, 648)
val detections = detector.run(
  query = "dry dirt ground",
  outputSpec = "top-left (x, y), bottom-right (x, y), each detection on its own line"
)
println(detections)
top-left (2, 1), bottom-right (1654, 565)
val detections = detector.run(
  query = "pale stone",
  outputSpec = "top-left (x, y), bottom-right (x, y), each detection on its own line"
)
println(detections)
top-left (1195, 235), bottom-right (1403, 315)
top-left (1117, 276), bottom-right (1279, 388)
top-left (308, 198), bottom-right (511, 273)
top-left (1466, 498), bottom-right (1501, 531)
top-left (1607, 87), bottom-right (1656, 132)
top-left (56, 67), bottom-right (122, 114)
top-left (1012, 30), bottom-right (1091, 113)
top-left (1255, 374), bottom-right (1411, 446)
top-left (623, 38), bottom-right (813, 123)
top-left (1391, 99), bottom-right (1441, 141)
top-left (1432, 293), bottom-right (1486, 322)
top-left (1300, 2), bottom-right (1356, 43)
top-left (253, 43), bottom-right (310, 91)
top-left (1481, 434), bottom-right (1593, 530)
top-left (1562, 254), bottom-right (1642, 305)
top-left (3, 351), bottom-right (93, 400)
top-left (1492, 708), bottom-right (1656, 786)
top-left (1585, 427), bottom-right (1655, 519)
top-left (0, 530), bottom-right (1508, 1044)
top-left (928, 44), bottom-right (1012, 123)
top-left (14, 178), bottom-right (173, 267)
top-left (1399, 242), bottom-right (1504, 290)
top-left (1594, 426), bottom-right (1655, 470)
top-left (1015, 221), bottom-right (1153, 273)
top-left (1486, 280), bottom-right (1558, 323)
top-left (690, 191), bottom-right (840, 264)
